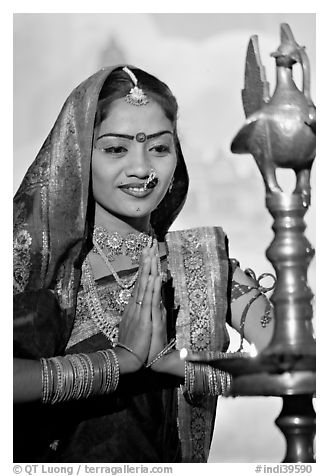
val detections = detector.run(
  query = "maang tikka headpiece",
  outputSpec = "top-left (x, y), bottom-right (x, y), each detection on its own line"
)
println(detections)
top-left (123, 66), bottom-right (149, 106)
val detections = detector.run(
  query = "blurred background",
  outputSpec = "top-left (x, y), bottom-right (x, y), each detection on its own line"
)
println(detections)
top-left (13, 13), bottom-right (316, 462)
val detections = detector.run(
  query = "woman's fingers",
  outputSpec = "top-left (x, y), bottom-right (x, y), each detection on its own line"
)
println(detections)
top-left (152, 275), bottom-right (162, 308)
top-left (152, 276), bottom-right (166, 323)
top-left (150, 255), bottom-right (158, 278)
top-left (140, 275), bottom-right (155, 316)
top-left (134, 253), bottom-right (151, 305)
top-left (131, 240), bottom-right (159, 307)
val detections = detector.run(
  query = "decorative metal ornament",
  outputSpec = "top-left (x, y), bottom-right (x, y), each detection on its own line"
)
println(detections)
top-left (92, 226), bottom-right (152, 265)
top-left (230, 24), bottom-right (315, 198)
top-left (168, 176), bottom-right (174, 193)
top-left (123, 67), bottom-right (149, 106)
top-left (136, 132), bottom-right (147, 143)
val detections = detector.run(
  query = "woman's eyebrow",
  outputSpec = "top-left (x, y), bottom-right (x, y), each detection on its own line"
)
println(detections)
top-left (146, 130), bottom-right (173, 140)
top-left (96, 130), bottom-right (173, 142)
top-left (97, 132), bottom-right (134, 141)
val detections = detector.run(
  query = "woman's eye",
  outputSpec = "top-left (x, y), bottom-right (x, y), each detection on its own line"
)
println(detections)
top-left (150, 144), bottom-right (171, 155)
top-left (101, 146), bottom-right (127, 155)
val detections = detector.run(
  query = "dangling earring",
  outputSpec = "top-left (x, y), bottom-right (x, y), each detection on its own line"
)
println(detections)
top-left (168, 176), bottom-right (174, 193)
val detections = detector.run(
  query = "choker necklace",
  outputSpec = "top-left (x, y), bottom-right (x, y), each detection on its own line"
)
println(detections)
top-left (92, 226), bottom-right (153, 265)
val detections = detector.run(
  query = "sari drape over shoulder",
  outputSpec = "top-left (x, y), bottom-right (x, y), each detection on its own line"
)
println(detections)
top-left (166, 227), bottom-right (230, 462)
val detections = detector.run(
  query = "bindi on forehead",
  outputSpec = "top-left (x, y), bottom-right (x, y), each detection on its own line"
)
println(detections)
top-left (97, 130), bottom-right (173, 143)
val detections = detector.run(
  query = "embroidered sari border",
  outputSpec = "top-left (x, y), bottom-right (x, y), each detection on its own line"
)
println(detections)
top-left (166, 226), bottom-right (229, 462)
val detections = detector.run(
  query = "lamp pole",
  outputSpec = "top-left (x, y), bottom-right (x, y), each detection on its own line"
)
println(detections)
top-left (188, 23), bottom-right (316, 462)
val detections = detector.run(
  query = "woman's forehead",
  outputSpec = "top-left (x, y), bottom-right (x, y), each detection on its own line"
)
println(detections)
top-left (98, 97), bottom-right (172, 136)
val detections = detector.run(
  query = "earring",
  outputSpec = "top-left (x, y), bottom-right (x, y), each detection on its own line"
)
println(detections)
top-left (168, 177), bottom-right (174, 193)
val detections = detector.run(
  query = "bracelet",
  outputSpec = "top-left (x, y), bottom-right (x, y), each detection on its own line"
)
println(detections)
top-left (235, 270), bottom-right (276, 352)
top-left (145, 338), bottom-right (176, 368)
top-left (183, 361), bottom-right (232, 397)
top-left (115, 343), bottom-right (145, 367)
top-left (40, 348), bottom-right (120, 404)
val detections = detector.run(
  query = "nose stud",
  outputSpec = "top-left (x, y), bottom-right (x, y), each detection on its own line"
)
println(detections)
top-left (136, 132), bottom-right (147, 143)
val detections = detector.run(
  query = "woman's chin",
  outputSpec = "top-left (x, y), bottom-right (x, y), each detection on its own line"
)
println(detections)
top-left (117, 206), bottom-right (153, 222)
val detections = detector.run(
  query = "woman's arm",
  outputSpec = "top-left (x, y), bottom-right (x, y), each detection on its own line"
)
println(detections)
top-left (229, 266), bottom-right (275, 352)
top-left (151, 266), bottom-right (276, 378)
top-left (13, 246), bottom-right (160, 405)
top-left (13, 358), bottom-right (43, 403)
top-left (13, 346), bottom-right (147, 404)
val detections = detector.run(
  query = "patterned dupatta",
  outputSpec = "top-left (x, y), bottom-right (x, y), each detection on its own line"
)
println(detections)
top-left (166, 227), bottom-right (230, 462)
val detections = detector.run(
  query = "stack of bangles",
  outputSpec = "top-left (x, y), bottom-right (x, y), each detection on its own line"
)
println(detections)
top-left (182, 351), bottom-right (232, 397)
top-left (40, 340), bottom-right (177, 404)
top-left (40, 349), bottom-right (120, 404)
top-left (40, 342), bottom-right (232, 404)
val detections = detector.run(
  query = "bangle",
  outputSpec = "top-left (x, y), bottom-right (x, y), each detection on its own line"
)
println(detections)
top-left (183, 361), bottom-right (232, 396)
top-left (115, 343), bottom-right (145, 367)
top-left (237, 271), bottom-right (276, 351)
top-left (40, 348), bottom-right (120, 404)
top-left (145, 338), bottom-right (176, 368)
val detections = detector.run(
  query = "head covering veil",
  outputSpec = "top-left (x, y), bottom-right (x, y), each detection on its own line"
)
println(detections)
top-left (13, 66), bottom-right (189, 358)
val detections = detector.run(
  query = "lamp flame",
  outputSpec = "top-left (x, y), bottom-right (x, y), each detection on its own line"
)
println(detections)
top-left (179, 348), bottom-right (188, 360)
top-left (249, 343), bottom-right (258, 358)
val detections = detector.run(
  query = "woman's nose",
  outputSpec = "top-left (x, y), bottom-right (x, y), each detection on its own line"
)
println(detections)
top-left (126, 145), bottom-right (150, 178)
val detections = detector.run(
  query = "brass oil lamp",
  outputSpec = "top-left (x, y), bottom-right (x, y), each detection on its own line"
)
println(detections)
top-left (187, 24), bottom-right (316, 462)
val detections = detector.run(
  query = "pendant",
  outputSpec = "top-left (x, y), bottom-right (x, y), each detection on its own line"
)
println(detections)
top-left (117, 288), bottom-right (132, 306)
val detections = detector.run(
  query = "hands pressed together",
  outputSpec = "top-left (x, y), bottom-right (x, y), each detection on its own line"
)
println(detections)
top-left (117, 240), bottom-right (169, 373)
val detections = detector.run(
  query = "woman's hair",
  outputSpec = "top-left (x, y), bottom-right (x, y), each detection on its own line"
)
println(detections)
top-left (95, 67), bottom-right (179, 141)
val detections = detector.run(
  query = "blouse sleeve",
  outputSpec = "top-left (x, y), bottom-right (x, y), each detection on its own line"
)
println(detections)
top-left (14, 289), bottom-right (69, 359)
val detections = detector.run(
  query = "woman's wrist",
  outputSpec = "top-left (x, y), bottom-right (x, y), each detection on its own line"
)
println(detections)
top-left (114, 346), bottom-right (144, 374)
top-left (150, 349), bottom-right (185, 377)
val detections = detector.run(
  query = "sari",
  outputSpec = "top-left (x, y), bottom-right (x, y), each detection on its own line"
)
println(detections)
top-left (13, 66), bottom-right (230, 462)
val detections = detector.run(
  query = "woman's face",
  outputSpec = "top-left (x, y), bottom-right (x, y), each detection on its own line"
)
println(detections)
top-left (92, 97), bottom-right (177, 225)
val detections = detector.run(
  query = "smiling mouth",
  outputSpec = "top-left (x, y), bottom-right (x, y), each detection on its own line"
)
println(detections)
top-left (119, 180), bottom-right (158, 198)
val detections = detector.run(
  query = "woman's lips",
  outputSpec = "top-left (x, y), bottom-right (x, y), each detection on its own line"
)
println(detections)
top-left (119, 182), bottom-right (156, 198)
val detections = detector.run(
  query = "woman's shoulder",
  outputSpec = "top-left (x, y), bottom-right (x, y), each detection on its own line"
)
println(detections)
top-left (166, 225), bottom-right (227, 238)
top-left (164, 226), bottom-right (228, 261)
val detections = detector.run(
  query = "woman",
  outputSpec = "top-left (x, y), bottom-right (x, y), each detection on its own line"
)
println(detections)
top-left (13, 66), bottom-right (274, 463)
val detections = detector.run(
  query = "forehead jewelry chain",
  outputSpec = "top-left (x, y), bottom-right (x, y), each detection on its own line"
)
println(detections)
top-left (123, 66), bottom-right (149, 106)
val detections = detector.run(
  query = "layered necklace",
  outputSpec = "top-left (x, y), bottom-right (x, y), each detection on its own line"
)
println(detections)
top-left (92, 225), bottom-right (154, 305)
top-left (81, 226), bottom-right (154, 342)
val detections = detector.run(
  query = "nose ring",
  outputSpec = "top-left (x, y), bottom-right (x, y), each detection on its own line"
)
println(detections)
top-left (143, 169), bottom-right (158, 191)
